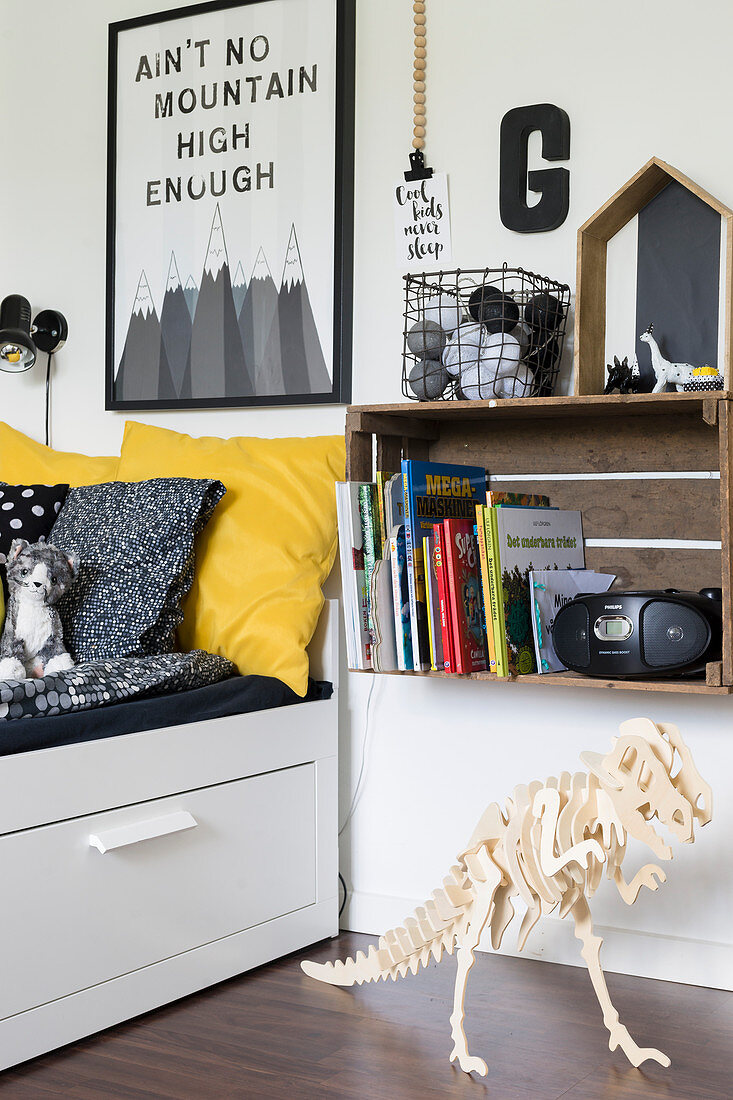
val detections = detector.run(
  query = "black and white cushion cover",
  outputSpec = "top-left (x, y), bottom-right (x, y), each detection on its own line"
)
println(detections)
top-left (49, 478), bottom-right (226, 662)
top-left (0, 483), bottom-right (69, 555)
top-left (0, 650), bottom-right (235, 721)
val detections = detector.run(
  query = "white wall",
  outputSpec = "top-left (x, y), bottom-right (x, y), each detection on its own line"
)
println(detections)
top-left (1, 0), bottom-right (732, 989)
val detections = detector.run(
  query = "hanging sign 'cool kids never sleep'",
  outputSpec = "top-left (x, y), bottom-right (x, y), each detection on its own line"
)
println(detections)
top-left (106, 0), bottom-right (354, 410)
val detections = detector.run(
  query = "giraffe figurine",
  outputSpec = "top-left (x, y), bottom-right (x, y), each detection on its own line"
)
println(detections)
top-left (640, 322), bottom-right (697, 392)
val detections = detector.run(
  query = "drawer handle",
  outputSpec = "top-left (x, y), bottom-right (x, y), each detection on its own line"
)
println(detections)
top-left (89, 810), bottom-right (198, 853)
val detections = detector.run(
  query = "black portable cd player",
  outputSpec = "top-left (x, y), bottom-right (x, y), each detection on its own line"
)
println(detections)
top-left (552, 589), bottom-right (723, 678)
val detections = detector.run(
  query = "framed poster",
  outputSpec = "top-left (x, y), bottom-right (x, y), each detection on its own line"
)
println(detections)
top-left (106, 0), bottom-right (354, 410)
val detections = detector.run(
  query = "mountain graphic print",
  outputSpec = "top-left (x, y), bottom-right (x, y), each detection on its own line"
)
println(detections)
top-left (114, 208), bottom-right (331, 403)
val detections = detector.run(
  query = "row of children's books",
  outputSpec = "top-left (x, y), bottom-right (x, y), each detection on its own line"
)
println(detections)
top-left (336, 459), bottom-right (609, 676)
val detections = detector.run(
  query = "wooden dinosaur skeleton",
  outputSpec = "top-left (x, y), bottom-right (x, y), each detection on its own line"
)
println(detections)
top-left (302, 718), bottom-right (712, 1077)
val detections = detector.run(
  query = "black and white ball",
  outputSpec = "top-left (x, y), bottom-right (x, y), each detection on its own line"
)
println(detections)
top-left (408, 358), bottom-right (450, 400)
top-left (406, 319), bottom-right (447, 360)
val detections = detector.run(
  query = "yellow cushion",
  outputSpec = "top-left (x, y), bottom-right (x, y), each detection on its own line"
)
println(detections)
top-left (0, 422), bottom-right (118, 486)
top-left (117, 422), bottom-right (345, 696)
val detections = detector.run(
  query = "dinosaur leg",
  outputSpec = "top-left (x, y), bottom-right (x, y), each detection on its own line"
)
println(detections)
top-left (449, 859), bottom-right (502, 1076)
top-left (571, 896), bottom-right (670, 1068)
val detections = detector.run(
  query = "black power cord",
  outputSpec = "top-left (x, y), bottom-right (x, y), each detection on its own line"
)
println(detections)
top-left (338, 871), bottom-right (348, 919)
top-left (45, 352), bottom-right (53, 447)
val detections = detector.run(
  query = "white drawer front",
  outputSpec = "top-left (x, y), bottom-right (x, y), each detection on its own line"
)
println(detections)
top-left (0, 764), bottom-right (316, 1019)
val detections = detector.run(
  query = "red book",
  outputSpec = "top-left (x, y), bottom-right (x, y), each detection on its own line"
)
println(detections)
top-left (442, 518), bottom-right (488, 674)
top-left (433, 524), bottom-right (453, 672)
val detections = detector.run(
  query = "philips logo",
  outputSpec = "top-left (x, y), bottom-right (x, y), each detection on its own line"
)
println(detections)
top-left (604, 604), bottom-right (622, 610)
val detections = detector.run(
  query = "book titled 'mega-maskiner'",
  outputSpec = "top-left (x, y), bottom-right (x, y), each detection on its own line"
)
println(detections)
top-left (402, 459), bottom-right (487, 670)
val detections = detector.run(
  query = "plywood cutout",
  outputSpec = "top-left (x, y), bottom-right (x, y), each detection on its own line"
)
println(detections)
top-left (301, 718), bottom-right (712, 1077)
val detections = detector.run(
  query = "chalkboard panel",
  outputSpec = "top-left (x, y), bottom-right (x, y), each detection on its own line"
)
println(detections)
top-left (635, 180), bottom-right (720, 390)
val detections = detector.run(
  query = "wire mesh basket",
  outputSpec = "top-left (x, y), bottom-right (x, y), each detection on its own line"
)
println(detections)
top-left (402, 266), bottom-right (571, 401)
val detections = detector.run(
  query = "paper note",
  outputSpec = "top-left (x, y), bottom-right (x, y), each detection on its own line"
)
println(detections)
top-left (393, 172), bottom-right (452, 270)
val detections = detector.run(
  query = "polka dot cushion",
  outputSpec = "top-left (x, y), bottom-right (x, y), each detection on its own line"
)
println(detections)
top-left (0, 483), bottom-right (69, 555)
top-left (0, 650), bottom-right (235, 721)
top-left (49, 478), bottom-right (226, 662)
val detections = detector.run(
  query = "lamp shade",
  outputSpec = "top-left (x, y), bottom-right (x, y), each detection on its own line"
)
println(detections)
top-left (0, 295), bottom-right (36, 373)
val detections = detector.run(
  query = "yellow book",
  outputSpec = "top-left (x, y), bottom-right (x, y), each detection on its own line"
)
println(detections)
top-left (487, 506), bottom-right (509, 677)
top-left (475, 505), bottom-right (496, 673)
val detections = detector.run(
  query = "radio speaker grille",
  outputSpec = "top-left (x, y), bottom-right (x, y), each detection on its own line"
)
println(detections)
top-left (641, 603), bottom-right (710, 668)
top-left (553, 603), bottom-right (590, 669)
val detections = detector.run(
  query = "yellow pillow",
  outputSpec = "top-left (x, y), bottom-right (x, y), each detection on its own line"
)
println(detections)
top-left (117, 422), bottom-right (345, 696)
top-left (0, 422), bottom-right (118, 486)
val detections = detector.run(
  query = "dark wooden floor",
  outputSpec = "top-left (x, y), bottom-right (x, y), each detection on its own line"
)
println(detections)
top-left (2, 932), bottom-right (731, 1099)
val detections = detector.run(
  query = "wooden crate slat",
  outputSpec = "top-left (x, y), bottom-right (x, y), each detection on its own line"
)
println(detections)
top-left (345, 413), bottom-right (373, 481)
top-left (584, 546), bottom-right (721, 591)
top-left (352, 667), bottom-right (731, 694)
top-left (348, 393), bottom-right (724, 422)
top-left (375, 435), bottom-right (402, 472)
top-left (430, 413), bottom-right (718, 475)
top-left (719, 401), bottom-right (733, 683)
top-left (491, 478), bottom-right (720, 541)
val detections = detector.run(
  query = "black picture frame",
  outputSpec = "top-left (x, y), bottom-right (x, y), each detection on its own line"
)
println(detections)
top-left (106, 0), bottom-right (354, 410)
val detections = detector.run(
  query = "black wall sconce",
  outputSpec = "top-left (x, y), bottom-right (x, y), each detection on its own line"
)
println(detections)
top-left (0, 294), bottom-right (68, 444)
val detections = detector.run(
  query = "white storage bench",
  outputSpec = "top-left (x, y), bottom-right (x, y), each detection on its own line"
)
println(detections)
top-left (0, 600), bottom-right (339, 1070)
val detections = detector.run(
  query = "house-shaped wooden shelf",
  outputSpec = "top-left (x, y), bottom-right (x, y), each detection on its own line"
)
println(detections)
top-left (575, 157), bottom-right (733, 395)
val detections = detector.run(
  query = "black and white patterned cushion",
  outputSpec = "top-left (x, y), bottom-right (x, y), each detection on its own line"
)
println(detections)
top-left (49, 478), bottom-right (225, 662)
top-left (0, 650), bottom-right (234, 721)
top-left (0, 482), bottom-right (68, 555)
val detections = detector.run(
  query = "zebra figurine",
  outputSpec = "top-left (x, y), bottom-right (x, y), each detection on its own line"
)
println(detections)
top-left (639, 323), bottom-right (696, 393)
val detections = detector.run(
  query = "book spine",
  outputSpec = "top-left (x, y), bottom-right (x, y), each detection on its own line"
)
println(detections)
top-left (389, 534), bottom-right (406, 671)
top-left (359, 483), bottom-right (381, 647)
top-left (335, 483), bottom-right (358, 670)
top-left (423, 535), bottom-right (436, 671)
top-left (487, 507), bottom-right (508, 677)
top-left (442, 521), bottom-right (466, 674)
top-left (475, 505), bottom-right (496, 673)
top-left (434, 524), bottom-right (452, 672)
top-left (402, 464), bottom-right (428, 670)
top-left (375, 471), bottom-right (391, 550)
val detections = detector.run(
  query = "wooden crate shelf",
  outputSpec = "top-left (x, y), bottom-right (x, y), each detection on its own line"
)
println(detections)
top-left (345, 394), bottom-right (733, 696)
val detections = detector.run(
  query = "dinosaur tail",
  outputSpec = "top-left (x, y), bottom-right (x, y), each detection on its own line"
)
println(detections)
top-left (301, 853), bottom-right (492, 988)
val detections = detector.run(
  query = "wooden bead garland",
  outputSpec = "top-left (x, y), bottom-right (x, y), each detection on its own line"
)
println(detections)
top-left (412, 0), bottom-right (426, 151)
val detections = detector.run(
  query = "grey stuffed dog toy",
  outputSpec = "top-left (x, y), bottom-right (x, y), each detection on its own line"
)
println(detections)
top-left (0, 538), bottom-right (79, 681)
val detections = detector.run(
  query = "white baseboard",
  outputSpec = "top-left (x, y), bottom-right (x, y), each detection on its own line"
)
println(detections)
top-left (342, 889), bottom-right (733, 991)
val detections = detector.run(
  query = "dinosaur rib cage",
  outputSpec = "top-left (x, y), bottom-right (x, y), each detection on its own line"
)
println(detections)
top-left (303, 771), bottom-right (626, 988)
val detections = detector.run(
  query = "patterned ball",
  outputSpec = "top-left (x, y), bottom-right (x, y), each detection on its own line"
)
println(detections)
top-left (423, 293), bottom-right (464, 334)
top-left (406, 319), bottom-right (447, 360)
top-left (408, 358), bottom-right (449, 400)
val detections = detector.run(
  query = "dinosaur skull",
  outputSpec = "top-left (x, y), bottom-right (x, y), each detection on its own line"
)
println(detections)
top-left (580, 719), bottom-right (711, 852)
